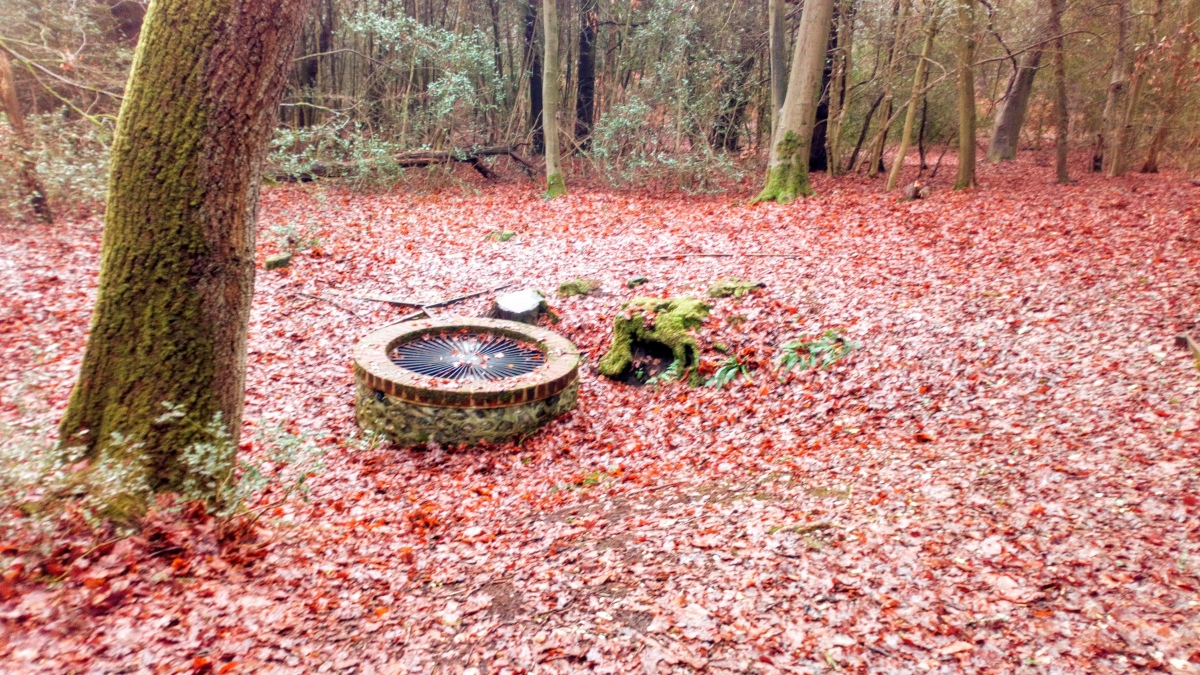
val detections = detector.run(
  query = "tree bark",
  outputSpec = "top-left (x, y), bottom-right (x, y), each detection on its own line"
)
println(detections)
top-left (986, 43), bottom-right (1043, 161)
top-left (0, 50), bottom-right (53, 224)
top-left (753, 0), bottom-right (836, 203)
top-left (524, 0), bottom-right (545, 154)
top-left (1049, 0), bottom-right (1070, 183)
top-left (542, 0), bottom-right (566, 197)
top-left (954, 0), bottom-right (978, 190)
top-left (866, 0), bottom-right (908, 177)
top-left (826, 0), bottom-right (855, 176)
top-left (58, 0), bottom-right (311, 495)
top-left (886, 10), bottom-right (939, 190)
top-left (1142, 0), bottom-right (1200, 173)
top-left (809, 22), bottom-right (837, 172)
top-left (768, 0), bottom-right (788, 135)
top-left (1110, 0), bottom-right (1164, 176)
top-left (575, 0), bottom-right (597, 150)
top-left (1093, 0), bottom-right (1129, 172)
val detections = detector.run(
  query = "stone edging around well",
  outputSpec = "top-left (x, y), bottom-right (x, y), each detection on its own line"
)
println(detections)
top-left (353, 316), bottom-right (581, 409)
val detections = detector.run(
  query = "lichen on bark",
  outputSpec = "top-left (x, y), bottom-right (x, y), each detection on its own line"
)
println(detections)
top-left (598, 297), bottom-right (710, 379)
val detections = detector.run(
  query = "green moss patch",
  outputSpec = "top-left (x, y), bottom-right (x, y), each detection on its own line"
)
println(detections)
top-left (558, 278), bottom-right (601, 297)
top-left (598, 296), bottom-right (711, 382)
top-left (486, 230), bottom-right (517, 242)
top-left (707, 277), bottom-right (763, 298)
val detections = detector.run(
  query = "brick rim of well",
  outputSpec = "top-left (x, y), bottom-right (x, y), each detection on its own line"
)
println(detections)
top-left (353, 316), bottom-right (581, 409)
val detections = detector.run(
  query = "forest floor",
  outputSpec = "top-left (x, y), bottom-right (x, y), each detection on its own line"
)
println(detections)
top-left (2, 159), bottom-right (1200, 673)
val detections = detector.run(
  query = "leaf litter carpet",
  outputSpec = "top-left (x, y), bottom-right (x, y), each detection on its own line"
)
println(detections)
top-left (2, 162), bottom-right (1200, 673)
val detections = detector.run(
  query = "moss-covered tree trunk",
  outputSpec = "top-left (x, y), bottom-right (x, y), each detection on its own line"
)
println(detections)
top-left (768, 0), bottom-right (788, 135)
top-left (542, 0), bottom-right (566, 197)
top-left (58, 0), bottom-right (311, 492)
top-left (953, 0), bottom-right (978, 190)
top-left (754, 0), bottom-right (835, 203)
top-left (0, 51), bottom-right (53, 224)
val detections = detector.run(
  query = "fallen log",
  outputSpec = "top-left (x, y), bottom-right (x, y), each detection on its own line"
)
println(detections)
top-left (274, 146), bottom-right (536, 182)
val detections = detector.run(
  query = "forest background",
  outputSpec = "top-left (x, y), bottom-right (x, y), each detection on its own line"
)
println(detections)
top-left (1, 0), bottom-right (1198, 221)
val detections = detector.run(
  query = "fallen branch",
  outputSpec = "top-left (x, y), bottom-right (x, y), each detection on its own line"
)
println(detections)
top-left (292, 292), bottom-right (364, 322)
top-left (359, 283), bottom-right (513, 309)
top-left (276, 146), bottom-right (537, 182)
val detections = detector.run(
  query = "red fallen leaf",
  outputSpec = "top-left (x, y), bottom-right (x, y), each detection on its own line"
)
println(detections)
top-left (937, 641), bottom-right (973, 655)
top-left (1183, 495), bottom-right (1198, 507)
top-left (0, 580), bottom-right (18, 601)
top-left (191, 657), bottom-right (212, 674)
top-left (914, 431), bottom-right (936, 443)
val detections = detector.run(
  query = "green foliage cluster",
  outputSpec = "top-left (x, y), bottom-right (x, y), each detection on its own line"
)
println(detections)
top-left (776, 330), bottom-right (856, 373)
top-left (0, 112), bottom-right (113, 220)
top-left (707, 277), bottom-right (764, 298)
top-left (706, 355), bottom-right (753, 389)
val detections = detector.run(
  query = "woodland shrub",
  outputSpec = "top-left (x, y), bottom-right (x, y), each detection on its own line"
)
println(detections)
top-left (0, 111), bottom-right (112, 221)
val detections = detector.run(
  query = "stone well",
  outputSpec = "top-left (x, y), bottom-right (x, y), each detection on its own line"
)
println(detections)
top-left (353, 317), bottom-right (580, 446)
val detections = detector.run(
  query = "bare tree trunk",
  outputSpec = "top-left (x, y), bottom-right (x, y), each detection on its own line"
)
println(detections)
top-left (768, 0), bottom-right (788, 135)
top-left (1049, 0), bottom-right (1070, 183)
top-left (849, 91), bottom-right (884, 171)
top-left (954, 0), bottom-right (978, 190)
top-left (542, 0), bottom-right (566, 197)
top-left (866, 0), bottom-right (908, 177)
top-left (575, 0), bottom-right (597, 150)
top-left (58, 0), bottom-right (311, 500)
top-left (826, 0), bottom-right (855, 176)
top-left (887, 10), bottom-right (939, 190)
top-left (0, 50), bottom-right (52, 223)
top-left (1094, 0), bottom-right (1129, 172)
top-left (1110, 0), bottom-right (1164, 176)
top-left (524, 0), bottom-right (544, 154)
top-left (753, 0), bottom-right (836, 202)
top-left (987, 43), bottom-right (1043, 161)
top-left (1142, 0), bottom-right (1200, 172)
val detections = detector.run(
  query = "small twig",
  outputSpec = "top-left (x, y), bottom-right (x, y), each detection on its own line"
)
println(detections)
top-left (617, 253), bottom-right (804, 263)
top-left (292, 292), bottom-right (363, 322)
top-left (619, 480), bottom-right (689, 497)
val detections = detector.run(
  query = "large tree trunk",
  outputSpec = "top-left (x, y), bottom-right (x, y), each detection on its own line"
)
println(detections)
top-left (1093, 0), bottom-right (1129, 172)
top-left (753, 0), bottom-right (836, 203)
top-left (1142, 0), bottom-right (1200, 172)
top-left (542, 0), bottom-right (566, 197)
top-left (808, 23), bottom-right (837, 172)
top-left (58, 0), bottom-right (311, 495)
top-left (886, 11), bottom-right (939, 190)
top-left (768, 0), bottom-right (788, 135)
top-left (524, 0), bottom-right (545, 155)
top-left (575, 0), bottom-right (597, 150)
top-left (0, 51), bottom-right (53, 224)
top-left (1049, 0), bottom-right (1070, 183)
top-left (986, 44), bottom-right (1043, 162)
top-left (826, 0), bottom-right (855, 176)
top-left (954, 0), bottom-right (978, 190)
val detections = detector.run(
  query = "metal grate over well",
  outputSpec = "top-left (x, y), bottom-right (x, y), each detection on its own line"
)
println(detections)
top-left (389, 331), bottom-right (545, 381)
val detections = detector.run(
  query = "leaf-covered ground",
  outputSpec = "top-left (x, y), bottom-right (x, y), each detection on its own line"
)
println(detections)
top-left (2, 160), bottom-right (1200, 673)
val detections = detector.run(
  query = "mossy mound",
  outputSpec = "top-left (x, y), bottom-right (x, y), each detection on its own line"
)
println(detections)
top-left (558, 278), bottom-right (601, 297)
top-left (598, 296), bottom-right (711, 380)
top-left (707, 277), bottom-right (763, 298)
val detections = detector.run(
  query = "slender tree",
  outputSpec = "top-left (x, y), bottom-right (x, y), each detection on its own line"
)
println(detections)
top-left (1142, 0), bottom-right (1200, 172)
top-left (866, 0), bottom-right (909, 177)
top-left (0, 50), bottom-right (52, 223)
top-left (1093, 0), bottom-right (1129, 172)
top-left (1110, 0), bottom-right (1165, 176)
top-left (524, 0), bottom-right (545, 154)
top-left (575, 0), bottom-right (597, 149)
top-left (953, 0), bottom-right (978, 190)
top-left (542, 0), bottom-right (566, 197)
top-left (826, 0), bottom-right (856, 176)
top-left (754, 0), bottom-right (836, 202)
top-left (768, 0), bottom-right (788, 134)
top-left (887, 5), bottom-right (939, 190)
top-left (58, 0), bottom-right (311, 496)
top-left (1049, 0), bottom-right (1071, 183)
